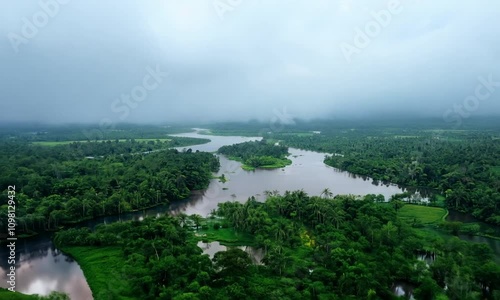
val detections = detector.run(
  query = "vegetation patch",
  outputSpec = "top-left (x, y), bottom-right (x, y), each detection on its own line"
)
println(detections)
top-left (218, 140), bottom-right (292, 170)
top-left (0, 289), bottom-right (38, 300)
top-left (59, 246), bottom-right (134, 300)
top-left (214, 174), bottom-right (227, 183)
top-left (53, 191), bottom-right (500, 299)
top-left (0, 141), bottom-right (219, 236)
top-left (300, 230), bottom-right (315, 247)
top-left (32, 138), bottom-right (176, 146)
top-left (399, 204), bottom-right (447, 224)
top-left (491, 166), bottom-right (500, 176)
top-left (0, 288), bottom-right (70, 299)
top-left (196, 220), bottom-right (256, 246)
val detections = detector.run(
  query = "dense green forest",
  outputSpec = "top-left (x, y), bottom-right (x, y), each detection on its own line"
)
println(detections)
top-left (203, 120), bottom-right (500, 225)
top-left (0, 137), bottom-right (218, 234)
top-left (2, 121), bottom-right (500, 300)
top-left (270, 130), bottom-right (500, 225)
top-left (55, 191), bottom-right (500, 299)
top-left (0, 123), bottom-right (195, 142)
top-left (218, 140), bottom-right (292, 170)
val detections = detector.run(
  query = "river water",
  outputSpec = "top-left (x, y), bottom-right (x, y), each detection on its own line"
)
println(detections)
top-left (1, 130), bottom-right (498, 299)
top-left (197, 241), bottom-right (264, 265)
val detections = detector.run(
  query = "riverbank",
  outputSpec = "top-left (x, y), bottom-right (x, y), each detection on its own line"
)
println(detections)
top-left (225, 155), bottom-right (292, 171)
top-left (217, 140), bottom-right (292, 171)
top-left (0, 289), bottom-right (38, 299)
top-left (59, 217), bottom-right (252, 300)
top-left (241, 157), bottom-right (292, 171)
top-left (0, 288), bottom-right (69, 299)
top-left (6, 130), bottom-right (500, 298)
top-left (59, 246), bottom-right (134, 300)
top-left (55, 192), bottom-right (500, 299)
top-left (399, 204), bottom-right (448, 225)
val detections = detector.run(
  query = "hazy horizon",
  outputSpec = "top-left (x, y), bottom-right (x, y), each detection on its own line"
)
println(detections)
top-left (1, 0), bottom-right (500, 125)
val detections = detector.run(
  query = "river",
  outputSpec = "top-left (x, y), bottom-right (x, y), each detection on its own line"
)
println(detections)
top-left (1, 130), bottom-right (498, 299)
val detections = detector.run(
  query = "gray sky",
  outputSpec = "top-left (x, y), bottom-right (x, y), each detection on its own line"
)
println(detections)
top-left (1, 0), bottom-right (500, 124)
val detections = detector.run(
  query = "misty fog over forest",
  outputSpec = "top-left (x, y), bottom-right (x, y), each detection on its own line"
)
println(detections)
top-left (1, 0), bottom-right (500, 125)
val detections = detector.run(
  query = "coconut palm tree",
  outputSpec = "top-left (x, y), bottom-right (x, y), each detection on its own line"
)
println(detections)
top-left (321, 188), bottom-right (334, 198)
top-left (176, 213), bottom-right (189, 227)
top-left (189, 214), bottom-right (203, 231)
top-left (329, 206), bottom-right (346, 229)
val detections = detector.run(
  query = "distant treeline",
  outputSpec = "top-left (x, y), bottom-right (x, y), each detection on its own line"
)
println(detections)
top-left (0, 123), bottom-right (195, 142)
top-left (272, 130), bottom-right (500, 225)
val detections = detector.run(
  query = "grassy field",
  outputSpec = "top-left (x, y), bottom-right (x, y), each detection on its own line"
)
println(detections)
top-left (399, 204), bottom-right (448, 224)
top-left (196, 218), bottom-right (255, 246)
top-left (60, 246), bottom-right (134, 300)
top-left (32, 141), bottom-right (78, 146)
top-left (281, 132), bottom-right (315, 137)
top-left (227, 156), bottom-right (292, 171)
top-left (240, 158), bottom-right (292, 171)
top-left (33, 138), bottom-right (172, 146)
top-left (60, 221), bottom-right (254, 300)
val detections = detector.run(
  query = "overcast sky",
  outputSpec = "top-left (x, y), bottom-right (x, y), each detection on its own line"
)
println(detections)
top-left (1, 0), bottom-right (499, 124)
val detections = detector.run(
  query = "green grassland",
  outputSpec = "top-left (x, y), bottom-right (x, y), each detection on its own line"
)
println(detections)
top-left (196, 218), bottom-right (255, 246)
top-left (59, 246), bottom-right (134, 300)
top-left (32, 141), bottom-right (78, 146)
top-left (236, 157), bottom-right (292, 171)
top-left (225, 155), bottom-right (291, 171)
top-left (399, 204), bottom-right (448, 224)
top-left (33, 138), bottom-right (172, 146)
top-left (276, 132), bottom-right (315, 137)
top-left (61, 219), bottom-right (255, 300)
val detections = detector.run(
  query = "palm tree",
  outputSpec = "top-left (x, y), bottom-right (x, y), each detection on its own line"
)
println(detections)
top-left (308, 198), bottom-right (324, 225)
top-left (176, 213), bottom-right (188, 227)
top-left (228, 205), bottom-right (244, 231)
top-left (321, 188), bottom-right (333, 198)
top-left (264, 190), bottom-right (280, 197)
top-left (189, 214), bottom-right (203, 231)
top-left (330, 206), bottom-right (346, 229)
top-left (275, 196), bottom-right (287, 215)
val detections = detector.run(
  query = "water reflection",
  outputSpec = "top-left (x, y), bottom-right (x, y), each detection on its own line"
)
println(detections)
top-left (392, 281), bottom-right (415, 300)
top-left (4, 130), bottom-right (499, 299)
top-left (446, 210), bottom-right (500, 261)
top-left (417, 252), bottom-right (436, 266)
top-left (0, 234), bottom-right (92, 300)
top-left (170, 130), bottom-right (261, 153)
top-left (197, 241), bottom-right (264, 264)
top-left (170, 149), bottom-right (404, 217)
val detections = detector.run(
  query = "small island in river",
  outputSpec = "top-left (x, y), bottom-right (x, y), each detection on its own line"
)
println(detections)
top-left (217, 140), bottom-right (292, 171)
